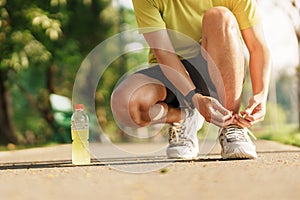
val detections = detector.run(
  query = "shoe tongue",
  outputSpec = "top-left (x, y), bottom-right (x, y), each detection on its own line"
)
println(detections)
top-left (184, 108), bottom-right (194, 118)
top-left (220, 124), bottom-right (243, 136)
top-left (226, 125), bottom-right (244, 133)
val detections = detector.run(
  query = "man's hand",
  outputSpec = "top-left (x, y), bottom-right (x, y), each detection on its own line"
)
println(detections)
top-left (193, 93), bottom-right (233, 127)
top-left (235, 94), bottom-right (267, 128)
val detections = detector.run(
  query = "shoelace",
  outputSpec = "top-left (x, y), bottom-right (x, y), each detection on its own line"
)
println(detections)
top-left (168, 108), bottom-right (194, 146)
top-left (203, 125), bottom-right (256, 157)
top-left (222, 125), bottom-right (257, 141)
top-left (168, 122), bottom-right (188, 146)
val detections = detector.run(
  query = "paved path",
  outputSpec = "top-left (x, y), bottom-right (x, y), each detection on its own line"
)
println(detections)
top-left (0, 140), bottom-right (300, 200)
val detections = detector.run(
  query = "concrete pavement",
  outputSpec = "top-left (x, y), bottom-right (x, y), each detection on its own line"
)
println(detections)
top-left (0, 140), bottom-right (300, 200)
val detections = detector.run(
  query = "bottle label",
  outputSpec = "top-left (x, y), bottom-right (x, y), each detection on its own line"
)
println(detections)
top-left (71, 121), bottom-right (88, 130)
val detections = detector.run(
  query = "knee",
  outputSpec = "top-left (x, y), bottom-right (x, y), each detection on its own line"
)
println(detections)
top-left (203, 7), bottom-right (238, 31)
top-left (111, 88), bottom-right (151, 127)
top-left (110, 88), bottom-right (127, 117)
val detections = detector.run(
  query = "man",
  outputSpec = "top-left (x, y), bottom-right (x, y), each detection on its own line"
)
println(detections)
top-left (111, 0), bottom-right (271, 159)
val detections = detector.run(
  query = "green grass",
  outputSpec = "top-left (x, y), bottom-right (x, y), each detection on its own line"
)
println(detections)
top-left (254, 124), bottom-right (300, 147)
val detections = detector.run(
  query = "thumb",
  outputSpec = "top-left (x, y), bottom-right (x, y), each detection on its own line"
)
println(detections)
top-left (244, 101), bottom-right (259, 115)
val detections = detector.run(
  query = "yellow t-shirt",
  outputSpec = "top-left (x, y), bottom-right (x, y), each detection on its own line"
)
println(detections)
top-left (132, 0), bottom-right (261, 63)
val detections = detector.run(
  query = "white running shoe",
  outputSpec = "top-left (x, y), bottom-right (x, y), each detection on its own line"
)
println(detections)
top-left (166, 108), bottom-right (204, 159)
top-left (219, 124), bottom-right (257, 159)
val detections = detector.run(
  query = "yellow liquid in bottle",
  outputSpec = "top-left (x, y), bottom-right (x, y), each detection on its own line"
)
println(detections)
top-left (71, 129), bottom-right (91, 165)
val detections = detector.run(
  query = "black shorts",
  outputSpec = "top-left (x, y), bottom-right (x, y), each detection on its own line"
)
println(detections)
top-left (136, 55), bottom-right (218, 108)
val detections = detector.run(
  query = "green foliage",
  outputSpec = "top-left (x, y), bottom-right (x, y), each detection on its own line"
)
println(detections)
top-left (257, 124), bottom-right (300, 148)
top-left (275, 73), bottom-right (297, 123)
top-left (0, 0), bottom-right (151, 145)
top-left (0, 0), bottom-right (115, 145)
top-left (251, 102), bottom-right (287, 139)
top-left (0, 0), bottom-right (298, 147)
top-left (263, 102), bottom-right (287, 126)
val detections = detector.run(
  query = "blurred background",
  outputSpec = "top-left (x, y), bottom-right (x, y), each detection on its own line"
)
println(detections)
top-left (0, 0), bottom-right (299, 150)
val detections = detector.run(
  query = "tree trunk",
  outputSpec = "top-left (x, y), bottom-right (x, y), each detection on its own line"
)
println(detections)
top-left (16, 78), bottom-right (55, 131)
top-left (44, 65), bottom-right (55, 128)
top-left (47, 64), bottom-right (56, 94)
top-left (0, 70), bottom-right (20, 144)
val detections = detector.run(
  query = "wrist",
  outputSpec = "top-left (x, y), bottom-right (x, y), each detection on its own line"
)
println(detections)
top-left (192, 93), bottom-right (202, 108)
top-left (252, 92), bottom-right (268, 102)
top-left (184, 88), bottom-right (201, 109)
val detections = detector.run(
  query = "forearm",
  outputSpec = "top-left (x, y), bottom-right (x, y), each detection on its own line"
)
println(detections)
top-left (249, 45), bottom-right (271, 101)
top-left (241, 25), bottom-right (272, 102)
top-left (143, 30), bottom-right (196, 97)
top-left (151, 48), bottom-right (196, 96)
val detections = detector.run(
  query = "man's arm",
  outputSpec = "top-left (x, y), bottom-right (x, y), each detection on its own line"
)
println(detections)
top-left (143, 30), bottom-right (196, 96)
top-left (143, 30), bottom-right (233, 126)
top-left (236, 24), bottom-right (272, 127)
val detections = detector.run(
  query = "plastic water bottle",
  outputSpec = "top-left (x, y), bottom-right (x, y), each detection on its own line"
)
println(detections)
top-left (71, 104), bottom-right (91, 165)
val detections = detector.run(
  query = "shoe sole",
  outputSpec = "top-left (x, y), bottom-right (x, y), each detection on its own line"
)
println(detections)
top-left (221, 146), bottom-right (257, 159)
top-left (167, 154), bottom-right (199, 159)
top-left (167, 148), bottom-right (199, 159)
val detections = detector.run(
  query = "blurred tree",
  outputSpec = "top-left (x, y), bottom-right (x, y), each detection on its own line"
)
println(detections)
top-left (257, 0), bottom-right (300, 130)
top-left (279, 0), bottom-right (300, 129)
top-left (95, 3), bottom-right (151, 142)
top-left (274, 0), bottom-right (300, 128)
top-left (0, 0), bottom-right (112, 145)
top-left (292, 1), bottom-right (300, 129)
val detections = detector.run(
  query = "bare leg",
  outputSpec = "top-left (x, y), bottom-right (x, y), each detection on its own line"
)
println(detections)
top-left (111, 73), bottom-right (184, 128)
top-left (202, 7), bottom-right (245, 114)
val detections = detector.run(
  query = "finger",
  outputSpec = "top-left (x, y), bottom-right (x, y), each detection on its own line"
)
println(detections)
top-left (244, 102), bottom-right (259, 115)
top-left (244, 108), bottom-right (264, 121)
top-left (239, 111), bottom-right (247, 118)
top-left (235, 115), bottom-right (251, 128)
top-left (208, 106), bottom-right (229, 122)
top-left (209, 109), bottom-right (234, 127)
top-left (246, 112), bottom-right (265, 124)
top-left (211, 99), bottom-right (232, 116)
top-left (223, 117), bottom-right (235, 127)
top-left (237, 111), bottom-right (265, 127)
top-left (235, 119), bottom-right (249, 128)
top-left (210, 118), bottom-right (231, 127)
